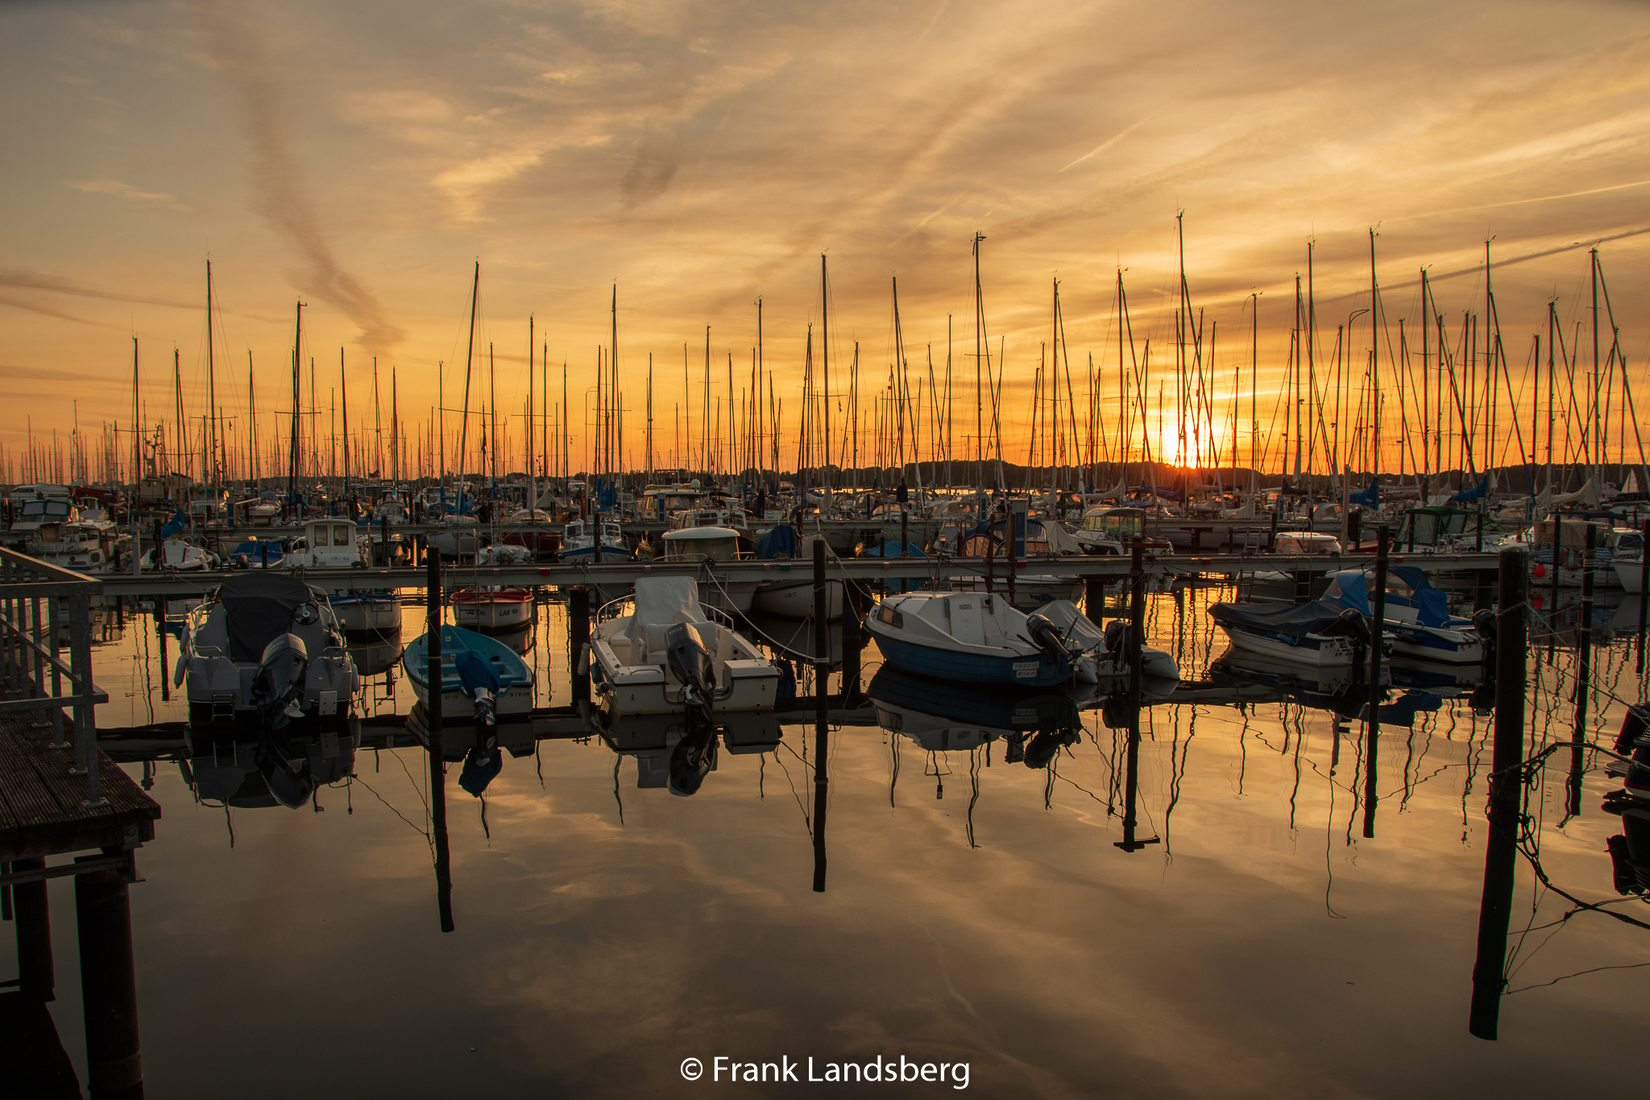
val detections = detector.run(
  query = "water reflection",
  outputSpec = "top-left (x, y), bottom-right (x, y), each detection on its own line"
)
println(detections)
top-left (180, 722), bottom-right (359, 824)
top-left (28, 582), bottom-right (1650, 1095)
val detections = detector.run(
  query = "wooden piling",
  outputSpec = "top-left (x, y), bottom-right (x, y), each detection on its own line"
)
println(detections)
top-left (74, 857), bottom-right (142, 1098)
top-left (424, 549), bottom-right (453, 934)
top-left (1569, 523), bottom-right (1595, 818)
top-left (1638, 518), bottom-right (1650, 672)
top-left (11, 855), bottom-right (52, 1001)
top-left (1362, 526), bottom-right (1389, 839)
top-left (1469, 547), bottom-right (1528, 1040)
top-left (812, 538), bottom-right (829, 893)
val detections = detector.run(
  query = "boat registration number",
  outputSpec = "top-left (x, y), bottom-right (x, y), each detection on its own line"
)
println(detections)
top-left (1013, 660), bottom-right (1040, 679)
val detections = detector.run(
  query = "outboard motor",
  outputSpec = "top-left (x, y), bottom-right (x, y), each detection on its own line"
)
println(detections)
top-left (668, 711), bottom-right (719, 796)
top-left (1614, 703), bottom-right (1650, 756)
top-left (1026, 610), bottom-right (1068, 660)
top-left (1022, 728), bottom-right (1079, 769)
top-left (1102, 619), bottom-right (1133, 658)
top-left (1472, 607), bottom-right (1497, 666)
top-left (251, 632), bottom-right (310, 731)
top-left (454, 649), bottom-right (503, 728)
top-left (257, 736), bottom-right (315, 810)
top-left (666, 621), bottom-right (718, 716)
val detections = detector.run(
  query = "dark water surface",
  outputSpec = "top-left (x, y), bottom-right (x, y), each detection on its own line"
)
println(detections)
top-left (17, 586), bottom-right (1650, 1098)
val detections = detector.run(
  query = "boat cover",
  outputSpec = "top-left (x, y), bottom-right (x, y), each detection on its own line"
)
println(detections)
top-left (219, 573), bottom-right (317, 662)
top-left (1210, 598), bottom-right (1363, 636)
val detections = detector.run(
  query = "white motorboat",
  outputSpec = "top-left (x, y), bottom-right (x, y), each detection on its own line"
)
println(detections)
top-left (176, 572), bottom-right (360, 730)
top-left (588, 576), bottom-right (780, 717)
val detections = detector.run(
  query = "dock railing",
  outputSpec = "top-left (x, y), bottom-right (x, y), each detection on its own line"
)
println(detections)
top-left (0, 547), bottom-right (110, 806)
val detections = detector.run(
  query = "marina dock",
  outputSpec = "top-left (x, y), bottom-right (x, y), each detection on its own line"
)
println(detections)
top-left (0, 549), bottom-right (160, 1099)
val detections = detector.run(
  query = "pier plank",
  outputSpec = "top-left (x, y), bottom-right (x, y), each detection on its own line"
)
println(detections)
top-left (0, 711), bottom-right (159, 864)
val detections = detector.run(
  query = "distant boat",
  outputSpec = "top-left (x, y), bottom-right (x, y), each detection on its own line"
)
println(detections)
top-left (750, 525), bottom-right (847, 619)
top-left (1209, 596), bottom-right (1371, 670)
top-left (866, 590), bottom-right (1176, 688)
top-left (285, 518), bottom-right (397, 635)
top-left (1319, 566), bottom-right (1489, 665)
top-left (449, 586), bottom-right (534, 632)
top-left (402, 624), bottom-right (534, 725)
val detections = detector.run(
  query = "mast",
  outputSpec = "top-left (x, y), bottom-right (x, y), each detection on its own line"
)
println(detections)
top-left (821, 253), bottom-right (831, 501)
top-left (1370, 229), bottom-right (1380, 486)
top-left (455, 260), bottom-right (479, 516)
top-left (206, 260), bottom-right (218, 490)
top-left (287, 301), bottom-right (303, 518)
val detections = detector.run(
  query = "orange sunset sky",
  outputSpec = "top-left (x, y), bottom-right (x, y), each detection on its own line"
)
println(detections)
top-left (5, 0), bottom-right (1650, 481)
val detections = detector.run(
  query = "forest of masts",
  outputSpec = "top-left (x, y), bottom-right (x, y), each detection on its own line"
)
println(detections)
top-left (10, 232), bottom-right (1648, 500)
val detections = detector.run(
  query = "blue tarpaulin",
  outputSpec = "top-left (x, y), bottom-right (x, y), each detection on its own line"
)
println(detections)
top-left (158, 509), bottom-right (187, 539)
top-left (1447, 476), bottom-right (1490, 504)
top-left (1349, 479), bottom-right (1380, 508)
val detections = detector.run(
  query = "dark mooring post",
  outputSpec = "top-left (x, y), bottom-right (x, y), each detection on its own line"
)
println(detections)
top-left (12, 855), bottom-right (53, 1001)
top-left (812, 538), bottom-right (829, 892)
top-left (1547, 518), bottom-right (1561, 655)
top-left (569, 586), bottom-right (591, 708)
top-left (1129, 536), bottom-right (1145, 678)
top-left (1569, 524), bottom-right (1596, 819)
top-left (1469, 547), bottom-right (1528, 1040)
top-left (1362, 526), bottom-right (1390, 839)
top-left (1086, 576), bottom-right (1105, 623)
top-left (1268, 505), bottom-right (1279, 552)
top-left (75, 856), bottom-right (142, 1099)
top-left (425, 549), bottom-right (454, 934)
top-left (1637, 518), bottom-right (1649, 673)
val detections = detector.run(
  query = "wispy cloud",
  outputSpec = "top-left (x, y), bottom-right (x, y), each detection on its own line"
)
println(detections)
top-left (191, 0), bottom-right (405, 351)
top-left (71, 177), bottom-right (190, 212)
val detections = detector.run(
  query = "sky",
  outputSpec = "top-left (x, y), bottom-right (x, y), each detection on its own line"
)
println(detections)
top-left (5, 0), bottom-right (1650, 483)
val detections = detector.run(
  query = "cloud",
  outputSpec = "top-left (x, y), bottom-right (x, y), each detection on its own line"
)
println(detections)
top-left (192, 1), bottom-right (405, 352)
top-left (0, 268), bottom-right (196, 311)
top-left (71, 177), bottom-right (191, 212)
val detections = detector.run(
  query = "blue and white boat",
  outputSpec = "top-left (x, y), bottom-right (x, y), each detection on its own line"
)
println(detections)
top-left (866, 590), bottom-right (1176, 688)
top-left (402, 624), bottom-right (534, 725)
top-left (1320, 566), bottom-right (1489, 665)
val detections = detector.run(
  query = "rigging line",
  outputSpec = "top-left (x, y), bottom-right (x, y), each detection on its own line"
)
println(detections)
top-left (1504, 958), bottom-right (1650, 996)
top-left (350, 773), bottom-right (436, 850)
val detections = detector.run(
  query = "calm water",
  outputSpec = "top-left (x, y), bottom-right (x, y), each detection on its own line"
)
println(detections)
top-left (17, 583), bottom-right (1650, 1097)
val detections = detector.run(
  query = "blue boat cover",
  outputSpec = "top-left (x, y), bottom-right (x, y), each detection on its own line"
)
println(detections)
top-left (756, 524), bottom-right (801, 559)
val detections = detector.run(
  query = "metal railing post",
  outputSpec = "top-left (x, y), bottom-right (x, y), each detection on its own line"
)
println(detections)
top-left (71, 587), bottom-right (102, 807)
top-left (46, 592), bottom-right (67, 748)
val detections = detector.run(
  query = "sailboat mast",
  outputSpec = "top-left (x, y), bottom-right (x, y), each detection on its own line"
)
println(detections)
top-left (1370, 229), bottom-right (1379, 484)
top-left (821, 253), bottom-right (831, 499)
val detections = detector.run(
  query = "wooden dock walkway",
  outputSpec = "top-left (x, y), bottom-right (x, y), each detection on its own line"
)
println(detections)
top-left (1, 546), bottom-right (157, 1098)
top-left (0, 711), bottom-right (160, 866)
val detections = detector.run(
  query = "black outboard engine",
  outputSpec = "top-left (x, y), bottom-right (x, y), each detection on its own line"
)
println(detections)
top-left (257, 736), bottom-right (315, 809)
top-left (1102, 619), bottom-right (1132, 658)
top-left (251, 632), bottom-right (310, 731)
top-left (1026, 610), bottom-right (1068, 660)
top-left (668, 711), bottom-right (719, 796)
top-left (1022, 727), bottom-right (1080, 769)
top-left (1614, 703), bottom-right (1650, 755)
top-left (666, 621), bottom-right (718, 716)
